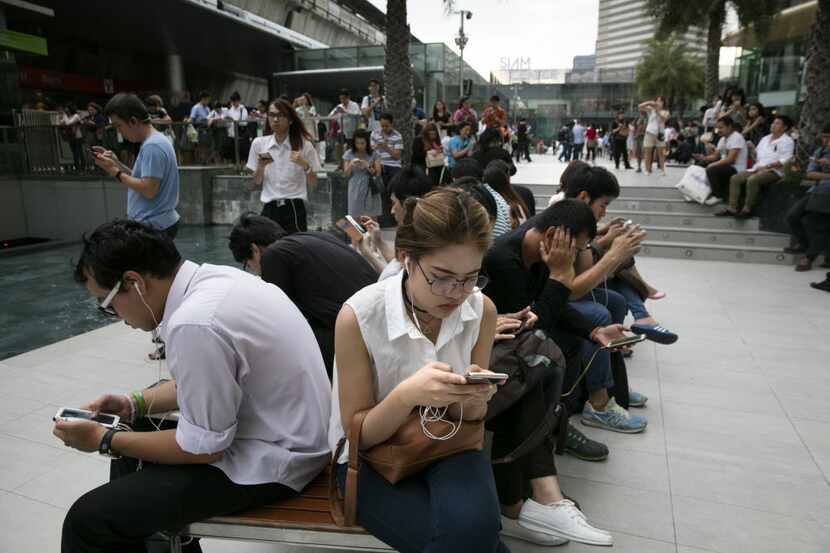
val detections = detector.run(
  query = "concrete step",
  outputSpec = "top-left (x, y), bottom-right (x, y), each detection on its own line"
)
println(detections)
top-left (641, 226), bottom-right (790, 249)
top-left (524, 182), bottom-right (684, 200)
top-left (606, 209), bottom-right (760, 231)
top-left (639, 240), bottom-right (796, 265)
top-left (614, 197), bottom-right (714, 215)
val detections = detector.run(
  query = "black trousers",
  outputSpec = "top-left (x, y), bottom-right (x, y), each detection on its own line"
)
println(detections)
top-left (787, 195), bottom-right (830, 258)
top-left (515, 140), bottom-right (531, 162)
top-left (706, 164), bottom-right (737, 200)
top-left (488, 366), bottom-right (560, 506)
top-left (61, 421), bottom-right (296, 553)
top-left (379, 165), bottom-right (401, 227)
top-left (261, 198), bottom-right (307, 234)
top-left (613, 138), bottom-right (630, 169)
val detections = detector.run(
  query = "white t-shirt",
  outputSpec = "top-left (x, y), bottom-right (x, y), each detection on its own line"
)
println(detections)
top-left (646, 107), bottom-right (668, 135)
top-left (716, 131), bottom-right (749, 172)
top-left (224, 104), bottom-right (248, 138)
top-left (246, 134), bottom-right (323, 203)
top-left (329, 270), bottom-right (484, 464)
top-left (754, 134), bottom-right (795, 176)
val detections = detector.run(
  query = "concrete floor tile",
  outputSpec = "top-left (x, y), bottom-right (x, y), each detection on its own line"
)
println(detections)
top-left (669, 455), bottom-right (830, 524)
top-left (659, 380), bottom-right (783, 416)
top-left (503, 531), bottom-right (676, 553)
top-left (0, 491), bottom-right (65, 553)
top-left (662, 402), bottom-right (802, 446)
top-left (792, 419), bottom-right (830, 478)
top-left (0, 404), bottom-right (83, 451)
top-left (558, 476), bottom-right (676, 543)
top-left (658, 363), bottom-right (769, 392)
top-left (0, 433), bottom-right (68, 491)
top-left (557, 447), bottom-right (669, 493)
top-left (0, 393), bottom-right (46, 425)
top-left (14, 451), bottom-right (109, 510)
top-left (674, 495), bottom-right (830, 553)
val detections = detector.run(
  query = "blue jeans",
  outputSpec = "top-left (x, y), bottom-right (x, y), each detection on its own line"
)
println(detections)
top-left (608, 279), bottom-right (650, 320)
top-left (579, 337), bottom-right (614, 394)
top-left (570, 287), bottom-right (627, 327)
top-left (336, 450), bottom-right (509, 553)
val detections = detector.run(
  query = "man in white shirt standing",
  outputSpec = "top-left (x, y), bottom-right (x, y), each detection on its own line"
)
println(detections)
top-left (247, 99), bottom-right (322, 233)
top-left (361, 79), bottom-right (385, 133)
top-left (694, 115), bottom-right (748, 205)
top-left (717, 115), bottom-right (795, 218)
top-left (56, 219), bottom-right (331, 553)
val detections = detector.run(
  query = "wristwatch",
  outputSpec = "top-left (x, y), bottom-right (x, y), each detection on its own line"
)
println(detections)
top-left (99, 428), bottom-right (121, 458)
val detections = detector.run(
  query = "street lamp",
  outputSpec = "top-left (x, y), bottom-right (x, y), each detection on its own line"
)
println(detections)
top-left (453, 10), bottom-right (472, 99)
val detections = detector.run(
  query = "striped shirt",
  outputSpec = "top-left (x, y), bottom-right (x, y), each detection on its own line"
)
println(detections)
top-left (370, 128), bottom-right (403, 168)
top-left (484, 183), bottom-right (513, 240)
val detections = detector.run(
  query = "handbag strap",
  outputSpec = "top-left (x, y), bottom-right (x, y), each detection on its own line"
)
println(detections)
top-left (328, 410), bottom-right (369, 527)
top-left (491, 402), bottom-right (564, 465)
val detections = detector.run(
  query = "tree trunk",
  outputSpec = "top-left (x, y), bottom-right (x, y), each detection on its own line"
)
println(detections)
top-left (797, 0), bottom-right (830, 159)
top-left (704, 0), bottom-right (725, 102)
top-left (384, 0), bottom-right (413, 169)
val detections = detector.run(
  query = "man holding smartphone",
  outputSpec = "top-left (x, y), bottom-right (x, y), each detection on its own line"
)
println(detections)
top-left (91, 93), bottom-right (180, 238)
top-left (370, 113), bottom-right (403, 226)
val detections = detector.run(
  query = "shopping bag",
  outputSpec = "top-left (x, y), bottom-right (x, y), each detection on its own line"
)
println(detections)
top-left (675, 165), bottom-right (711, 204)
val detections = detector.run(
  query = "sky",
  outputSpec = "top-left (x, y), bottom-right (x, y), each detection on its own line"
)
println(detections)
top-left (366, 0), bottom-right (601, 78)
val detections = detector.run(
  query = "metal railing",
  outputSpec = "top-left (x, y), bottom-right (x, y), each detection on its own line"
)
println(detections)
top-left (5, 111), bottom-right (368, 177)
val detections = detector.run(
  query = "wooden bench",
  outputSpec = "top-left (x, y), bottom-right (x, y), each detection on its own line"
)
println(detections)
top-left (168, 467), bottom-right (393, 552)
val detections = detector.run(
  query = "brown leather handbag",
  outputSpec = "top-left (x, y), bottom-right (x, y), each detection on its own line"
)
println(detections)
top-left (330, 408), bottom-right (484, 527)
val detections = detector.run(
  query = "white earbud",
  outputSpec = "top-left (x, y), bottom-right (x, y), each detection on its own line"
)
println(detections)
top-left (132, 281), bottom-right (142, 297)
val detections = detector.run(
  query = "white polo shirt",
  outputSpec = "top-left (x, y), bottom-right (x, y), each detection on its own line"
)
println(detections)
top-left (247, 134), bottom-right (322, 203)
top-left (160, 261), bottom-right (332, 490)
top-left (754, 133), bottom-right (795, 176)
top-left (225, 104), bottom-right (248, 138)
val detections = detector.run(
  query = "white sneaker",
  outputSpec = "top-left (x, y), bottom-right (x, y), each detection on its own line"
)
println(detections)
top-left (501, 515), bottom-right (568, 546)
top-left (704, 196), bottom-right (722, 206)
top-left (519, 498), bottom-right (613, 546)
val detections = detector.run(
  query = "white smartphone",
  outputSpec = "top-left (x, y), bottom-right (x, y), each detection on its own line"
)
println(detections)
top-left (53, 407), bottom-right (120, 428)
top-left (345, 215), bottom-right (367, 237)
top-left (604, 334), bottom-right (647, 350)
top-left (465, 372), bottom-right (509, 385)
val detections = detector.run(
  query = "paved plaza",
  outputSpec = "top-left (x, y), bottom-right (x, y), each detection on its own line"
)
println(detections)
top-left (1, 155), bottom-right (829, 552)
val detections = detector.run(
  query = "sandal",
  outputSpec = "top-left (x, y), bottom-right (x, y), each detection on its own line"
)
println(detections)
top-left (648, 291), bottom-right (666, 300)
top-left (630, 323), bottom-right (679, 345)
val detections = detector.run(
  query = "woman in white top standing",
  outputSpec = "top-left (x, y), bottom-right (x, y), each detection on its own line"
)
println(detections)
top-left (246, 98), bottom-right (322, 233)
top-left (330, 188), bottom-right (509, 553)
top-left (639, 96), bottom-right (670, 176)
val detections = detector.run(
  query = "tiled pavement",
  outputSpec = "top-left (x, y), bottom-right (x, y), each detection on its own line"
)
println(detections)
top-left (1, 155), bottom-right (829, 552)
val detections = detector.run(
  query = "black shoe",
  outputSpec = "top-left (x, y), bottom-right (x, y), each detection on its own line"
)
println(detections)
top-left (784, 245), bottom-right (806, 254)
top-left (810, 278), bottom-right (830, 293)
top-left (562, 422), bottom-right (609, 462)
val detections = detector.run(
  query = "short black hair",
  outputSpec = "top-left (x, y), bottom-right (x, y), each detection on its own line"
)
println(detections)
top-left (479, 127), bottom-right (503, 147)
top-left (717, 115), bottom-right (735, 128)
top-left (73, 220), bottom-right (181, 290)
top-left (532, 199), bottom-right (598, 240)
top-left (379, 112), bottom-right (394, 123)
top-left (485, 159), bottom-right (512, 177)
top-left (339, 89), bottom-right (350, 98)
top-left (368, 78), bottom-right (380, 86)
top-left (230, 91), bottom-right (241, 102)
top-left (103, 93), bottom-right (150, 123)
top-left (775, 115), bottom-right (794, 130)
top-left (452, 179), bottom-right (497, 221)
top-left (451, 157), bottom-right (483, 181)
top-left (198, 90), bottom-right (211, 100)
top-left (563, 166), bottom-right (620, 202)
top-left (490, 95), bottom-right (500, 102)
top-left (228, 213), bottom-right (286, 263)
top-left (389, 167), bottom-right (433, 203)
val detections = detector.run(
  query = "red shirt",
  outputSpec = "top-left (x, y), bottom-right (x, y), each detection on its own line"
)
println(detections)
top-left (586, 127), bottom-right (597, 140)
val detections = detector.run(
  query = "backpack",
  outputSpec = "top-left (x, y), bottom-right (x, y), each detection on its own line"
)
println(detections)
top-left (486, 328), bottom-right (568, 463)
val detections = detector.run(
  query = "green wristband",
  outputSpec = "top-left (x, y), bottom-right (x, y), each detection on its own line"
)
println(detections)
top-left (131, 391), bottom-right (146, 419)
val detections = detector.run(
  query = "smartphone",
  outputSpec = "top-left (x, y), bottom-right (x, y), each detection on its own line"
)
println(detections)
top-left (623, 219), bottom-right (634, 229)
top-left (53, 407), bottom-right (120, 428)
top-left (345, 215), bottom-right (367, 236)
top-left (257, 151), bottom-right (273, 161)
top-left (465, 372), bottom-right (509, 385)
top-left (604, 334), bottom-right (647, 350)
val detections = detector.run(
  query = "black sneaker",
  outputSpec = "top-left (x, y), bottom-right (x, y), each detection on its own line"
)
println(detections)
top-left (562, 422), bottom-right (609, 462)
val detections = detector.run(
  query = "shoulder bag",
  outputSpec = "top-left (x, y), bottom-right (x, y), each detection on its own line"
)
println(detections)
top-left (330, 407), bottom-right (484, 527)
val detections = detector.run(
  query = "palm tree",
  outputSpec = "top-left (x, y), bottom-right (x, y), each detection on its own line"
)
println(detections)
top-left (798, 0), bottom-right (830, 158)
top-left (382, 0), bottom-right (414, 170)
top-left (636, 37), bottom-right (705, 115)
top-left (646, 0), bottom-right (777, 101)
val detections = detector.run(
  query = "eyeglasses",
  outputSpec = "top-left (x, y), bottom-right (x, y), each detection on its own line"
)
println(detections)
top-left (416, 260), bottom-right (488, 296)
top-left (268, 111), bottom-right (287, 120)
top-left (98, 281), bottom-right (121, 317)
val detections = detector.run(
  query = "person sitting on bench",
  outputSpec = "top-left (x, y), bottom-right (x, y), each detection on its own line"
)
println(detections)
top-left (331, 188), bottom-right (512, 552)
top-left (228, 213), bottom-right (378, 376)
top-left (57, 220), bottom-right (331, 553)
